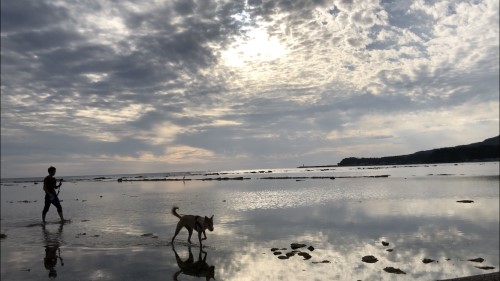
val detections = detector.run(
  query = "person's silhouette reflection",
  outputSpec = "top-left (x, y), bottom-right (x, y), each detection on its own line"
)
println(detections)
top-left (172, 244), bottom-right (215, 281)
top-left (42, 223), bottom-right (64, 279)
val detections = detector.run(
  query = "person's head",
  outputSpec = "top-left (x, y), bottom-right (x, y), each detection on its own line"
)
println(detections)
top-left (48, 166), bottom-right (56, 176)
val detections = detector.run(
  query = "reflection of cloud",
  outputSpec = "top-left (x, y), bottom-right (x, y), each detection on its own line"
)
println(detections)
top-left (214, 195), bottom-right (499, 280)
top-left (354, 198), bottom-right (500, 227)
top-left (2, 172), bottom-right (498, 280)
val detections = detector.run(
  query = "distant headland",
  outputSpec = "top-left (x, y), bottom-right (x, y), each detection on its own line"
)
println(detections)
top-left (298, 136), bottom-right (499, 168)
top-left (337, 136), bottom-right (499, 166)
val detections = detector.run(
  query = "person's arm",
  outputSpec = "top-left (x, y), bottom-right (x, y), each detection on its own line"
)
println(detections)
top-left (43, 183), bottom-right (50, 194)
top-left (55, 179), bottom-right (62, 189)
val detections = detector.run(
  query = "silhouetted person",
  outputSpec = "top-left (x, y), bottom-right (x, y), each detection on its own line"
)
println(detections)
top-left (43, 223), bottom-right (64, 279)
top-left (42, 166), bottom-right (66, 223)
top-left (172, 244), bottom-right (215, 281)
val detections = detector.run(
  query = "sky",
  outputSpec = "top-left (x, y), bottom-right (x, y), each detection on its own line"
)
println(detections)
top-left (1, 0), bottom-right (499, 178)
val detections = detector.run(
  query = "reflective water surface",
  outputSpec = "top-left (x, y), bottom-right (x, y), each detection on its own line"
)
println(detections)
top-left (1, 162), bottom-right (499, 280)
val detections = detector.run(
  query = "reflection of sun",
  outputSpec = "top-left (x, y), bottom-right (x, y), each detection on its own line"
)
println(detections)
top-left (221, 27), bottom-right (287, 67)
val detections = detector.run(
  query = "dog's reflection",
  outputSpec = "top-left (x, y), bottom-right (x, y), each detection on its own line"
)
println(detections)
top-left (42, 223), bottom-right (64, 279)
top-left (172, 244), bottom-right (215, 281)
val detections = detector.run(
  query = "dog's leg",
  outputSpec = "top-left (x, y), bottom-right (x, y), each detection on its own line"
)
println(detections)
top-left (172, 222), bottom-right (183, 244)
top-left (187, 246), bottom-right (194, 263)
top-left (173, 270), bottom-right (182, 281)
top-left (201, 249), bottom-right (207, 262)
top-left (198, 231), bottom-right (203, 247)
top-left (187, 227), bottom-right (193, 244)
top-left (172, 244), bottom-right (183, 264)
top-left (201, 230), bottom-right (207, 240)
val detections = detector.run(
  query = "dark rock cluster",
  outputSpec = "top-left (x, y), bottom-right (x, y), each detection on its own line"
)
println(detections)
top-left (361, 239), bottom-right (496, 277)
top-left (269, 243), bottom-right (327, 263)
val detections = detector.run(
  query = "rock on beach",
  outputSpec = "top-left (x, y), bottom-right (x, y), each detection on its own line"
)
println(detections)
top-left (362, 255), bottom-right (378, 263)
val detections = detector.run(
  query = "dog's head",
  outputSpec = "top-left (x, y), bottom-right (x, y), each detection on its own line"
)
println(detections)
top-left (205, 215), bottom-right (214, 232)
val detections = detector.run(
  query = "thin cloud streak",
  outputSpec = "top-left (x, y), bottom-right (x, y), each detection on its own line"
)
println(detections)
top-left (1, 0), bottom-right (498, 178)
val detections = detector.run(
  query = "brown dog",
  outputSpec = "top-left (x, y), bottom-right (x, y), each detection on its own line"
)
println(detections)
top-left (171, 206), bottom-right (214, 247)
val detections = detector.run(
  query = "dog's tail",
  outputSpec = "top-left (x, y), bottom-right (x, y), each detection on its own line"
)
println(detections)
top-left (171, 206), bottom-right (182, 219)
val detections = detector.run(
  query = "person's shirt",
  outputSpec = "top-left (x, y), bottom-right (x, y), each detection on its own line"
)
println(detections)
top-left (44, 176), bottom-right (58, 196)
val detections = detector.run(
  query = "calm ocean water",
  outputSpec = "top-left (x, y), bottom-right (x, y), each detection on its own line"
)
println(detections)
top-left (1, 162), bottom-right (499, 280)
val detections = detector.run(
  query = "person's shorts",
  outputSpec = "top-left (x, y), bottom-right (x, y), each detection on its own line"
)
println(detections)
top-left (44, 195), bottom-right (62, 212)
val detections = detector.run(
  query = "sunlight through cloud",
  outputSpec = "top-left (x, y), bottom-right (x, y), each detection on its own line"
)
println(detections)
top-left (221, 27), bottom-right (287, 67)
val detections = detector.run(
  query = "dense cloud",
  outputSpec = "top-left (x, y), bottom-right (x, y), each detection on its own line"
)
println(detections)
top-left (1, 0), bottom-right (498, 177)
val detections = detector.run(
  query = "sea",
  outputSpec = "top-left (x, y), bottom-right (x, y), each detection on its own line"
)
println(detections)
top-left (1, 162), bottom-right (499, 280)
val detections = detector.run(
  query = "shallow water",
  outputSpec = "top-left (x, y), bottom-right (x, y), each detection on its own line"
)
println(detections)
top-left (1, 162), bottom-right (499, 280)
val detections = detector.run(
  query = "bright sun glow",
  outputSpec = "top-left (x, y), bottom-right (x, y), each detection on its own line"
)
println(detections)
top-left (221, 27), bottom-right (287, 67)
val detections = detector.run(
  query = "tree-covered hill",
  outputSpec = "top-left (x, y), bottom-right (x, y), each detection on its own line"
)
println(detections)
top-left (337, 136), bottom-right (499, 166)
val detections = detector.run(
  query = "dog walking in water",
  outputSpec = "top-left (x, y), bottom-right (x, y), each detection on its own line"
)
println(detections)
top-left (171, 206), bottom-right (214, 247)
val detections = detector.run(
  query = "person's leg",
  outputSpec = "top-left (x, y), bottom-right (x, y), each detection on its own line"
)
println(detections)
top-left (58, 211), bottom-right (64, 222)
top-left (53, 198), bottom-right (64, 222)
top-left (42, 197), bottom-right (51, 223)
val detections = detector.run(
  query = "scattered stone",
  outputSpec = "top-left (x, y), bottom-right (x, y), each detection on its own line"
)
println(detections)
top-left (270, 244), bottom-right (318, 262)
top-left (81, 219), bottom-right (90, 222)
top-left (386, 249), bottom-right (394, 252)
top-left (362, 255), bottom-right (378, 263)
top-left (457, 200), bottom-right (474, 203)
top-left (141, 233), bottom-right (154, 237)
top-left (382, 241), bottom-right (389, 246)
top-left (92, 235), bottom-right (100, 237)
top-left (297, 252), bottom-right (312, 260)
top-left (468, 258), bottom-right (485, 263)
top-left (423, 258), bottom-right (435, 264)
top-left (475, 266), bottom-right (495, 270)
top-left (291, 243), bottom-right (307, 250)
top-left (278, 256), bottom-right (289, 259)
top-left (312, 260), bottom-right (331, 264)
top-left (383, 267), bottom-right (406, 274)
top-left (0, 233), bottom-right (6, 239)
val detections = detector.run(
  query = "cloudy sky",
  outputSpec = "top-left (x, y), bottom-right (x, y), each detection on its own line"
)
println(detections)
top-left (1, 0), bottom-right (498, 178)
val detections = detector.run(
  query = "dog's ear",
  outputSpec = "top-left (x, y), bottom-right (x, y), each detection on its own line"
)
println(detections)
top-left (211, 215), bottom-right (214, 220)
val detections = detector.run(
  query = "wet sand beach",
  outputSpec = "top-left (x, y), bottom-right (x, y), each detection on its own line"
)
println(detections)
top-left (1, 163), bottom-right (499, 280)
